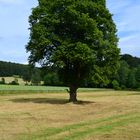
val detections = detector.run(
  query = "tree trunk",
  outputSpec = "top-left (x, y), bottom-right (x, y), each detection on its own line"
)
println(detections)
top-left (69, 85), bottom-right (78, 102)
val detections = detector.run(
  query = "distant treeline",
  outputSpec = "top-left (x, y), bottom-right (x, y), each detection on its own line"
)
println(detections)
top-left (113, 54), bottom-right (140, 89)
top-left (84, 54), bottom-right (140, 89)
top-left (0, 61), bottom-right (30, 77)
top-left (0, 61), bottom-right (41, 85)
top-left (121, 54), bottom-right (140, 68)
top-left (0, 54), bottom-right (140, 89)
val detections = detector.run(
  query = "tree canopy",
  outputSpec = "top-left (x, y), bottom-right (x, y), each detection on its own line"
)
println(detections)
top-left (27, 0), bottom-right (120, 102)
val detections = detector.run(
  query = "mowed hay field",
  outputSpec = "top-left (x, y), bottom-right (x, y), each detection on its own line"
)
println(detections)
top-left (0, 77), bottom-right (26, 85)
top-left (0, 91), bottom-right (140, 140)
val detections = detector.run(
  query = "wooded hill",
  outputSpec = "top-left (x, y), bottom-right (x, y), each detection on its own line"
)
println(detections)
top-left (0, 54), bottom-right (140, 89)
top-left (121, 54), bottom-right (140, 68)
top-left (0, 54), bottom-right (139, 77)
top-left (0, 61), bottom-right (30, 77)
top-left (0, 61), bottom-right (41, 85)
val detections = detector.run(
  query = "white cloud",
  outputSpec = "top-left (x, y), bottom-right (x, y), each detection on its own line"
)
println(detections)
top-left (0, 0), bottom-right (37, 63)
top-left (107, 0), bottom-right (140, 57)
top-left (0, 0), bottom-right (140, 63)
top-left (119, 33), bottom-right (140, 56)
top-left (0, 1), bottom-right (35, 37)
top-left (107, 0), bottom-right (140, 33)
top-left (108, 1), bottom-right (137, 29)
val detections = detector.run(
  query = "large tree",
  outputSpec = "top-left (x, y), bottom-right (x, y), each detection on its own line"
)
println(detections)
top-left (26, 0), bottom-right (120, 102)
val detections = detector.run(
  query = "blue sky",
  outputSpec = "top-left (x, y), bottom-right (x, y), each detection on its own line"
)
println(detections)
top-left (0, 0), bottom-right (140, 64)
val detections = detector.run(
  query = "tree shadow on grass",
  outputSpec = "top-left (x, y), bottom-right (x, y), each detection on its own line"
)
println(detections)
top-left (11, 98), bottom-right (94, 105)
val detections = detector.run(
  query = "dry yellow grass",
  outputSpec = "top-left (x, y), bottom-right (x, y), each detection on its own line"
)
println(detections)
top-left (0, 91), bottom-right (140, 140)
top-left (0, 77), bottom-right (25, 85)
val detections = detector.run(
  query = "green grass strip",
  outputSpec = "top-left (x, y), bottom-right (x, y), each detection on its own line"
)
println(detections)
top-left (61, 116), bottom-right (140, 140)
top-left (18, 112), bottom-right (140, 140)
top-left (0, 85), bottom-right (112, 95)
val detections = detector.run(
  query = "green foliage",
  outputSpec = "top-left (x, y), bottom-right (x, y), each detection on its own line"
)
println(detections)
top-left (1, 54), bottom-right (140, 89)
top-left (121, 54), bottom-right (140, 68)
top-left (22, 71), bottom-right (31, 83)
top-left (112, 60), bottom-right (140, 89)
top-left (0, 61), bottom-right (31, 77)
top-left (112, 80), bottom-right (120, 90)
top-left (127, 69), bottom-right (137, 88)
top-left (120, 85), bottom-right (126, 90)
top-left (31, 69), bottom-right (41, 85)
top-left (135, 65), bottom-right (140, 88)
top-left (43, 72), bottom-right (62, 86)
top-left (0, 77), bottom-right (5, 85)
top-left (1, 77), bottom-right (5, 84)
top-left (27, 0), bottom-right (120, 95)
top-left (119, 54), bottom-right (140, 89)
top-left (117, 61), bottom-right (129, 86)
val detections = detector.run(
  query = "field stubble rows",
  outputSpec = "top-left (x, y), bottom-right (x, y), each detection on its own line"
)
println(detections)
top-left (0, 90), bottom-right (140, 140)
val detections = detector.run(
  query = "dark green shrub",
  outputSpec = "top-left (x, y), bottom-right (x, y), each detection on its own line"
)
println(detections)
top-left (9, 81), bottom-right (19, 85)
top-left (112, 80), bottom-right (120, 90)
top-left (121, 85), bottom-right (126, 90)
top-left (0, 77), bottom-right (5, 84)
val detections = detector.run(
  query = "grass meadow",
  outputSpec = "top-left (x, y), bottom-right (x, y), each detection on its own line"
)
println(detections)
top-left (0, 85), bottom-right (110, 94)
top-left (0, 89), bottom-right (139, 140)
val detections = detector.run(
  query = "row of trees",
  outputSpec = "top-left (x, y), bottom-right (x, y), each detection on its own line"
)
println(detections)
top-left (0, 61), bottom-right (41, 85)
top-left (84, 54), bottom-right (140, 89)
top-left (0, 61), bottom-right (30, 77)
top-left (109, 62), bottom-right (140, 90)
top-left (0, 54), bottom-right (140, 88)
top-left (112, 56), bottom-right (140, 89)
top-left (42, 54), bottom-right (140, 89)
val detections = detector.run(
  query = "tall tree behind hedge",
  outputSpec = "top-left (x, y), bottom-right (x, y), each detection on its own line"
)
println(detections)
top-left (26, 0), bottom-right (120, 102)
top-left (135, 66), bottom-right (140, 87)
top-left (117, 61), bottom-right (129, 87)
top-left (127, 69), bottom-right (136, 88)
